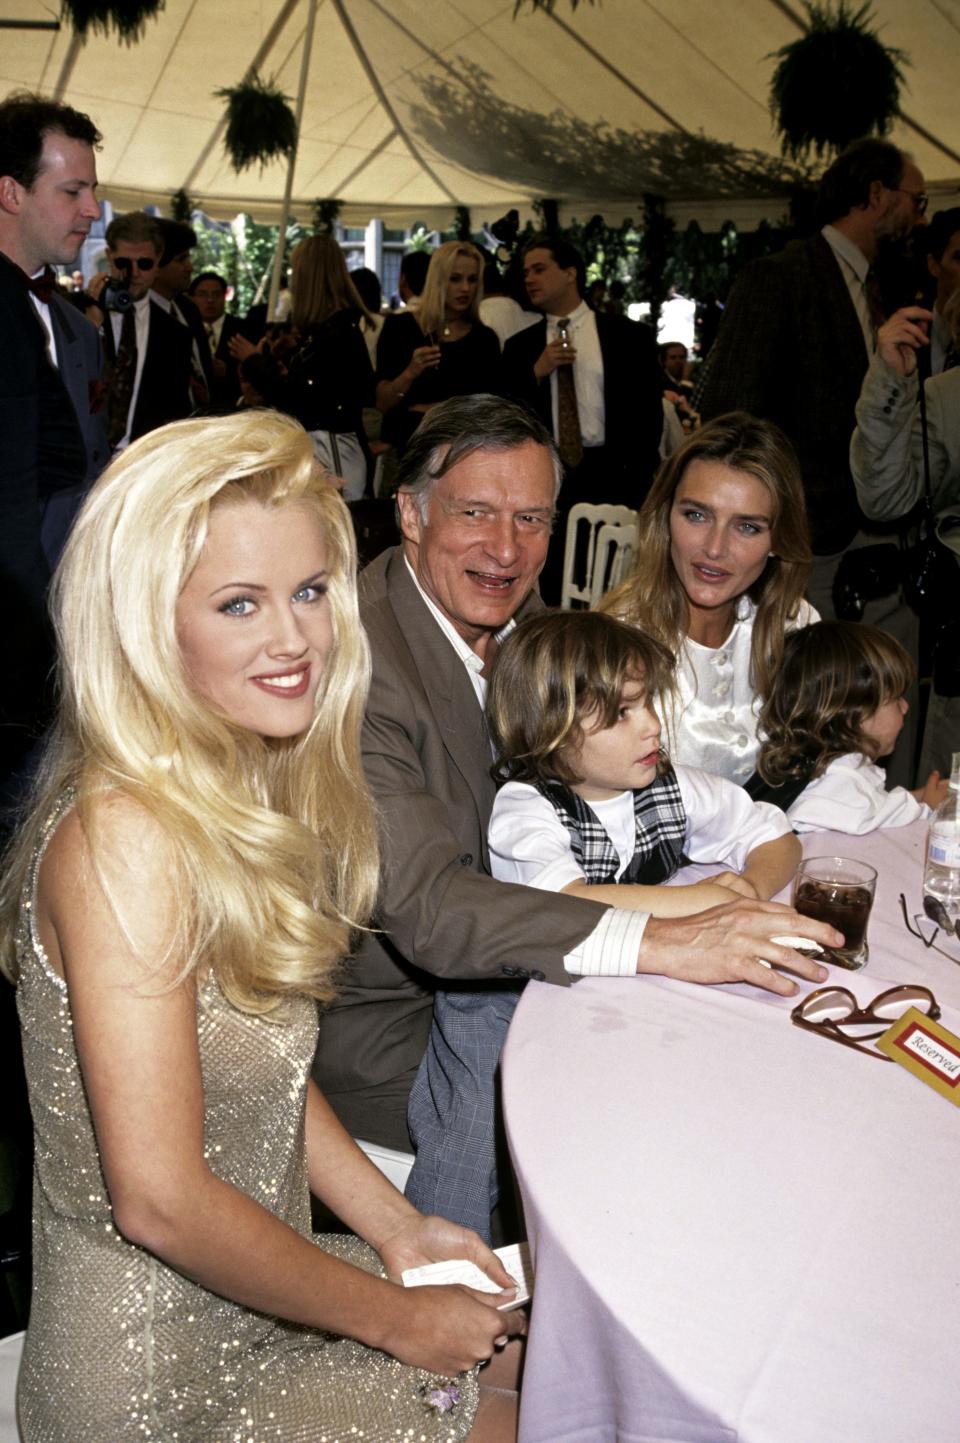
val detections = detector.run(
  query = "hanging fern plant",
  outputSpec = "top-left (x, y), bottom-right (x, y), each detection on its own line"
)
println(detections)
top-left (216, 73), bottom-right (297, 174)
top-left (60, 0), bottom-right (165, 43)
top-left (769, 2), bottom-right (908, 161)
top-left (311, 198), bottom-right (342, 235)
top-left (170, 187), bottom-right (194, 223)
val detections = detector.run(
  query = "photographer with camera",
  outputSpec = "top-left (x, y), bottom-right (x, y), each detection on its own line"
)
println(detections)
top-left (851, 294), bottom-right (960, 774)
top-left (85, 211), bottom-right (192, 452)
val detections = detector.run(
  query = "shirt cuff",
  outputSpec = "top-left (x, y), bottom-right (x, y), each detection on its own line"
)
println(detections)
top-left (564, 907), bottom-right (649, 976)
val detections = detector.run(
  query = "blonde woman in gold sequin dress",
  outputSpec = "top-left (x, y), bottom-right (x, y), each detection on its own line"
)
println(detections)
top-left (0, 410), bottom-right (524, 1443)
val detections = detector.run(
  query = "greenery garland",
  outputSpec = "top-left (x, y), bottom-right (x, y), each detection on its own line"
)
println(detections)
top-left (215, 73), bottom-right (298, 173)
top-left (769, 1), bottom-right (908, 161)
top-left (60, 0), bottom-right (165, 43)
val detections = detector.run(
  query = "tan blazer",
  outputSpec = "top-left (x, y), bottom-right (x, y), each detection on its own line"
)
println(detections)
top-left (313, 546), bottom-right (607, 1149)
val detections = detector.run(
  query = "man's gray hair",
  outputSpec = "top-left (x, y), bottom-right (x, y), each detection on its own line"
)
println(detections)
top-left (396, 393), bottom-right (562, 520)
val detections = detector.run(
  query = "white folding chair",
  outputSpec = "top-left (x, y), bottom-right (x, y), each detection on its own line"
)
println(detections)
top-left (560, 503), bottom-right (638, 609)
top-left (355, 1139), bottom-right (415, 1193)
top-left (589, 521), bottom-right (638, 605)
top-left (0, 1332), bottom-right (23, 1443)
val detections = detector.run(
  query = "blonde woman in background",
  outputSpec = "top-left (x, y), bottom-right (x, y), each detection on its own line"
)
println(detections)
top-left (376, 240), bottom-right (501, 454)
top-left (1, 410), bottom-right (523, 1442)
top-left (600, 412), bottom-right (816, 785)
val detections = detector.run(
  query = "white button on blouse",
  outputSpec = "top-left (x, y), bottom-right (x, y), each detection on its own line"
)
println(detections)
top-left (661, 596), bottom-right (818, 786)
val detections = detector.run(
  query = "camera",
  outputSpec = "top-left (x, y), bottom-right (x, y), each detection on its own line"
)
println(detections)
top-left (101, 258), bottom-right (135, 313)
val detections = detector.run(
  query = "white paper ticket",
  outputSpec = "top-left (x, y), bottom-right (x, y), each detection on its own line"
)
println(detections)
top-left (401, 1241), bottom-right (532, 1309)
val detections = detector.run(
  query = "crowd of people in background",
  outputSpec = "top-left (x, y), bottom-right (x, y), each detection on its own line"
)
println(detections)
top-left (2, 83), bottom-right (959, 1443)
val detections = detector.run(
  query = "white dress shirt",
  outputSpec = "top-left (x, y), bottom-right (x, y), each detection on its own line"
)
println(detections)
top-left (546, 299), bottom-right (605, 447)
top-left (204, 312), bottom-right (225, 352)
top-left (404, 556), bottom-right (647, 974)
top-left (490, 765), bottom-right (789, 892)
top-left (786, 752), bottom-right (930, 834)
top-left (664, 596), bottom-right (819, 787)
top-left (28, 270), bottom-right (58, 369)
top-left (109, 295), bottom-right (152, 452)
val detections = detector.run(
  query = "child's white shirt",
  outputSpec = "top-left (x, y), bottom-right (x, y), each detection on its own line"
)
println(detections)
top-left (489, 765), bottom-right (790, 891)
top-left (785, 752), bottom-right (930, 835)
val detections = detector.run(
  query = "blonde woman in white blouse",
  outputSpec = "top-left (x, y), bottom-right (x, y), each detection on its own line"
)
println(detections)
top-left (600, 412), bottom-right (816, 785)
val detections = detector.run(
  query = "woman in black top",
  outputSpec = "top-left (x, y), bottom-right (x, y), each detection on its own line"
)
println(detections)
top-left (232, 237), bottom-right (377, 498)
top-left (376, 241), bottom-right (500, 454)
top-left (282, 236), bottom-right (377, 499)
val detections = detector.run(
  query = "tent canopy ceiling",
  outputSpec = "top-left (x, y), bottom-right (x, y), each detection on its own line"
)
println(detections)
top-left (2, 0), bottom-right (959, 229)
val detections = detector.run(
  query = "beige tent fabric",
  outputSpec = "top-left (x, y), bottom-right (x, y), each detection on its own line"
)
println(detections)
top-left (3, 0), bottom-right (959, 227)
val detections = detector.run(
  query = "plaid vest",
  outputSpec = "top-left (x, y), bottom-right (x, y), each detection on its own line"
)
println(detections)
top-left (535, 768), bottom-right (687, 885)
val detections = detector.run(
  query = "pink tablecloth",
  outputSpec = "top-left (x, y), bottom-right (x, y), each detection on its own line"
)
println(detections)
top-left (503, 820), bottom-right (960, 1442)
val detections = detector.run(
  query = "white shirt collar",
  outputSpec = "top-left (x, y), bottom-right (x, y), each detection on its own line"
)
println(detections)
top-left (821, 224), bottom-right (870, 283)
top-left (547, 298), bottom-right (591, 329)
top-left (403, 554), bottom-right (515, 677)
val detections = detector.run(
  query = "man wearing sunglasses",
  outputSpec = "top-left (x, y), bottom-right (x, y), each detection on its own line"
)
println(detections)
top-left (86, 210), bottom-right (192, 452)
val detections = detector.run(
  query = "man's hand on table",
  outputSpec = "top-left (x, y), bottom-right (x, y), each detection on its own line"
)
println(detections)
top-left (638, 897), bottom-right (840, 997)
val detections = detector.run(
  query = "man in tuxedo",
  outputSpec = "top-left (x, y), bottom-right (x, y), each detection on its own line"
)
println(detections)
top-left (503, 235), bottom-right (663, 599)
top-left (0, 91), bottom-right (104, 804)
top-left (189, 270), bottom-right (246, 410)
top-left (87, 211), bottom-right (193, 450)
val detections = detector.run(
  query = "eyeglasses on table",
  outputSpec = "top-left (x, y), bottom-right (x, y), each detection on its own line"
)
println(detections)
top-left (899, 893), bottom-right (959, 961)
top-left (791, 984), bottom-right (940, 1061)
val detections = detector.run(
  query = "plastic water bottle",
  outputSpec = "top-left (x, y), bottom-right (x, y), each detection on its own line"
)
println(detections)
top-left (923, 751), bottom-right (960, 931)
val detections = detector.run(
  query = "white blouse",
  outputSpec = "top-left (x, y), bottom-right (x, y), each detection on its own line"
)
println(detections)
top-left (786, 752), bottom-right (930, 835)
top-left (664, 596), bottom-right (818, 786)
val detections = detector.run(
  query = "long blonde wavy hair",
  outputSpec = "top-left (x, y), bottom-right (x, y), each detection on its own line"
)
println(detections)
top-left (417, 240), bottom-right (485, 337)
top-left (599, 411), bottom-right (811, 706)
top-left (290, 234), bottom-right (376, 335)
top-left (0, 411), bottom-right (378, 1012)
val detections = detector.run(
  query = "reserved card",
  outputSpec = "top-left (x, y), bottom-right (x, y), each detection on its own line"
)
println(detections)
top-left (401, 1241), bottom-right (532, 1310)
top-left (876, 1007), bottom-right (960, 1105)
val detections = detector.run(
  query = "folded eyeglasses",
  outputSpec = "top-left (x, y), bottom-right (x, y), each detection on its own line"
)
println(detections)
top-left (791, 984), bottom-right (940, 1061)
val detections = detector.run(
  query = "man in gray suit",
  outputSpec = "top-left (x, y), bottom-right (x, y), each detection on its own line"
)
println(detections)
top-left (313, 395), bottom-right (834, 1161)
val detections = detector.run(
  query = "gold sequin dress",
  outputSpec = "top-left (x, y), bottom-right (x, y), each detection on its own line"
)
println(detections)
top-left (15, 795), bottom-right (478, 1442)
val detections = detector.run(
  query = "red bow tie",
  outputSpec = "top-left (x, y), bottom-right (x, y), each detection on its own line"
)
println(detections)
top-left (25, 267), bottom-right (57, 304)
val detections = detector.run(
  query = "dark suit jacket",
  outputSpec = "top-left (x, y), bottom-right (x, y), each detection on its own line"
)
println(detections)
top-left (173, 291), bottom-right (212, 374)
top-left (502, 310), bottom-right (664, 501)
top-left (0, 254), bottom-right (86, 790)
top-left (313, 546), bottom-right (607, 1148)
top-left (103, 298), bottom-right (193, 443)
top-left (41, 291), bottom-right (109, 566)
top-left (698, 234), bottom-right (870, 553)
top-left (207, 314), bottom-right (246, 411)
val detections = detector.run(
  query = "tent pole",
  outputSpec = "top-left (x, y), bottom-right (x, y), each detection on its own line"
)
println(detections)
top-left (267, 0), bottom-right (318, 321)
